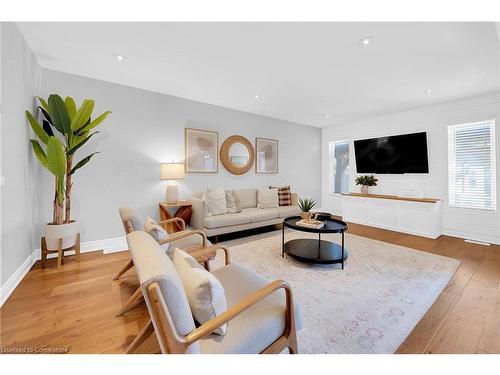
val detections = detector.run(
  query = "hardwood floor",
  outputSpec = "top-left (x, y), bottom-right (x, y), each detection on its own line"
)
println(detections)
top-left (1, 223), bottom-right (499, 354)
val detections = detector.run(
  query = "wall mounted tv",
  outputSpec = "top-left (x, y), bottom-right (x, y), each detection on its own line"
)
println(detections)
top-left (354, 132), bottom-right (429, 174)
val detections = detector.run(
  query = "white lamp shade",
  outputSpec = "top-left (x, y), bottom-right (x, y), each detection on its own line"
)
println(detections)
top-left (160, 163), bottom-right (185, 180)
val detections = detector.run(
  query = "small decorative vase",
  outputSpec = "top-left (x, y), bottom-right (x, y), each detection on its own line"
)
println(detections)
top-left (361, 185), bottom-right (369, 194)
top-left (300, 211), bottom-right (310, 220)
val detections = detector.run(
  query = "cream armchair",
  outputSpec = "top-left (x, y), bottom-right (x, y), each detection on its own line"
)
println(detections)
top-left (114, 206), bottom-right (215, 316)
top-left (125, 231), bottom-right (300, 354)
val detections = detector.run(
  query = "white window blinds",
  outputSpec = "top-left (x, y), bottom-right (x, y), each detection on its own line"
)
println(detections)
top-left (448, 119), bottom-right (496, 211)
top-left (329, 140), bottom-right (350, 194)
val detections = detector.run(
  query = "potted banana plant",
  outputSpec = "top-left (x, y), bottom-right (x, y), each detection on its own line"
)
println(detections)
top-left (26, 94), bottom-right (111, 251)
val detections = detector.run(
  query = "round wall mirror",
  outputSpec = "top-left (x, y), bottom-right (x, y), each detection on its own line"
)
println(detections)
top-left (220, 135), bottom-right (255, 175)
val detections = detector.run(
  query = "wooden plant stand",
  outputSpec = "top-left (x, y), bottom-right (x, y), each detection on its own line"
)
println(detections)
top-left (41, 233), bottom-right (81, 270)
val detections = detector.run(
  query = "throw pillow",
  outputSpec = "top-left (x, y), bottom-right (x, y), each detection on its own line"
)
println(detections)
top-left (257, 188), bottom-right (279, 208)
top-left (172, 248), bottom-right (228, 335)
top-left (144, 217), bottom-right (171, 255)
top-left (269, 185), bottom-right (292, 206)
top-left (226, 189), bottom-right (242, 214)
top-left (205, 187), bottom-right (227, 216)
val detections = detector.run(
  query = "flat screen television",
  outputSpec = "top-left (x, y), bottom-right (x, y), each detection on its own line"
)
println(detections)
top-left (354, 132), bottom-right (429, 174)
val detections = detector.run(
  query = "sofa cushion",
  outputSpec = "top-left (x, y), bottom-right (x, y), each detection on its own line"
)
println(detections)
top-left (257, 188), bottom-right (279, 209)
top-left (206, 187), bottom-right (227, 216)
top-left (172, 249), bottom-right (227, 335)
top-left (234, 189), bottom-right (257, 209)
top-left (199, 263), bottom-right (302, 354)
top-left (241, 207), bottom-right (280, 222)
top-left (204, 212), bottom-right (251, 229)
top-left (270, 185), bottom-right (292, 206)
top-left (126, 232), bottom-right (200, 353)
top-left (226, 189), bottom-right (242, 214)
top-left (277, 205), bottom-right (301, 218)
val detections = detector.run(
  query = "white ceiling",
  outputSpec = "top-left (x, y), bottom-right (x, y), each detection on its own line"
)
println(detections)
top-left (17, 22), bottom-right (500, 127)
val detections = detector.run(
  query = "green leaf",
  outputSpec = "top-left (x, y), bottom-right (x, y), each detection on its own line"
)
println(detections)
top-left (70, 152), bottom-right (99, 175)
top-left (47, 136), bottom-right (66, 178)
top-left (38, 106), bottom-right (52, 123)
top-left (30, 140), bottom-right (48, 168)
top-left (26, 111), bottom-right (49, 144)
top-left (48, 94), bottom-right (71, 134)
top-left (80, 111), bottom-right (111, 132)
top-left (42, 120), bottom-right (54, 137)
top-left (38, 97), bottom-right (49, 112)
top-left (71, 99), bottom-right (95, 130)
top-left (67, 131), bottom-right (98, 156)
top-left (65, 97), bottom-right (77, 121)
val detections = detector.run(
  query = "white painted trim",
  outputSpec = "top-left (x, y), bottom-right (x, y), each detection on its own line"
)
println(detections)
top-left (0, 252), bottom-right (36, 307)
top-left (442, 228), bottom-right (500, 245)
top-left (32, 236), bottom-right (128, 260)
top-left (0, 236), bottom-right (128, 307)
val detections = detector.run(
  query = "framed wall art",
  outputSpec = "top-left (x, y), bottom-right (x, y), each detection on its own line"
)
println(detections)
top-left (185, 128), bottom-right (219, 173)
top-left (255, 137), bottom-right (278, 174)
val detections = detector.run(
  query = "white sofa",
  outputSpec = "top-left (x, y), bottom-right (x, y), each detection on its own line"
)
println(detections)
top-left (191, 189), bottom-right (300, 237)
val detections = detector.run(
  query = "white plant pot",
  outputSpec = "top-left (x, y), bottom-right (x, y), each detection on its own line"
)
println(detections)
top-left (45, 221), bottom-right (78, 250)
top-left (361, 185), bottom-right (369, 194)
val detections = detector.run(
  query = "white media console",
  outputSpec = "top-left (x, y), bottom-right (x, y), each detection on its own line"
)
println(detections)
top-left (341, 193), bottom-right (442, 239)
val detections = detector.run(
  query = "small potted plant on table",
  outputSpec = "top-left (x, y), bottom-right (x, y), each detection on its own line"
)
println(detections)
top-left (298, 198), bottom-right (317, 220)
top-left (355, 174), bottom-right (378, 194)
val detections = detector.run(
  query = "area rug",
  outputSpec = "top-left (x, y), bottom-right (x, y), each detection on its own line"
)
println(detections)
top-left (215, 230), bottom-right (460, 354)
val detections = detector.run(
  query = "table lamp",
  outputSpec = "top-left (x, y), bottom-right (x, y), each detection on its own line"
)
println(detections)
top-left (160, 163), bottom-right (185, 204)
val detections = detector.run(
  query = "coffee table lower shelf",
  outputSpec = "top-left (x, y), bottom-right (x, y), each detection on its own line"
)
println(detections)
top-left (282, 238), bottom-right (348, 266)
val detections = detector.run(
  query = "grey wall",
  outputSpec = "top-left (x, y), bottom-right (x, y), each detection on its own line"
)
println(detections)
top-left (39, 69), bottom-right (322, 243)
top-left (1, 23), bottom-right (41, 286)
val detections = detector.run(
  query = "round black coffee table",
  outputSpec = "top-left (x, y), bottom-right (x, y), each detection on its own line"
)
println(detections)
top-left (282, 216), bottom-right (348, 269)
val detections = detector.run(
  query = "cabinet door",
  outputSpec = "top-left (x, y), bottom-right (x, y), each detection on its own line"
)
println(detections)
top-left (368, 199), bottom-right (396, 228)
top-left (342, 197), bottom-right (367, 224)
top-left (396, 202), bottom-right (432, 237)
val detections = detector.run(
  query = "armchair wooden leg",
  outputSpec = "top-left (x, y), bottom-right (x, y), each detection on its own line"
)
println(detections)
top-left (113, 259), bottom-right (134, 280)
top-left (117, 286), bottom-right (144, 316)
top-left (288, 330), bottom-right (298, 354)
top-left (126, 319), bottom-right (154, 354)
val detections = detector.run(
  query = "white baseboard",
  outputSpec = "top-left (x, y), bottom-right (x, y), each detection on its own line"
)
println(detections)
top-left (0, 252), bottom-right (36, 307)
top-left (0, 236), bottom-right (128, 308)
top-left (32, 236), bottom-right (127, 260)
top-left (442, 228), bottom-right (500, 245)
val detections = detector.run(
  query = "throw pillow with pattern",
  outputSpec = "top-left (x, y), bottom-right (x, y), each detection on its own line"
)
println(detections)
top-left (270, 185), bottom-right (292, 206)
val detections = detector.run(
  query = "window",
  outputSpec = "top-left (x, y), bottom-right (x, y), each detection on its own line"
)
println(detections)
top-left (329, 140), bottom-right (350, 194)
top-left (448, 119), bottom-right (496, 211)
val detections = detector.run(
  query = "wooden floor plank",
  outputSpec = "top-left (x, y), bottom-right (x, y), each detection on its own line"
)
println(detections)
top-left (1, 223), bottom-right (499, 354)
top-left (426, 313), bottom-right (483, 354)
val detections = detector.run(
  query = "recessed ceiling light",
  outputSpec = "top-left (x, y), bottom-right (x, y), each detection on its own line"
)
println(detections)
top-left (113, 53), bottom-right (124, 61)
top-left (325, 114), bottom-right (331, 119)
top-left (359, 37), bottom-right (373, 46)
top-left (425, 88), bottom-right (433, 93)
top-left (254, 94), bottom-right (260, 99)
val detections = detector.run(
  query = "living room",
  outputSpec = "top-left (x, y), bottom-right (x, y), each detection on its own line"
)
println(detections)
top-left (1, 1), bottom-right (500, 372)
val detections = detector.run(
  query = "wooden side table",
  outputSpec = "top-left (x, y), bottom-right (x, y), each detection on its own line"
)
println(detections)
top-left (159, 200), bottom-right (192, 233)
